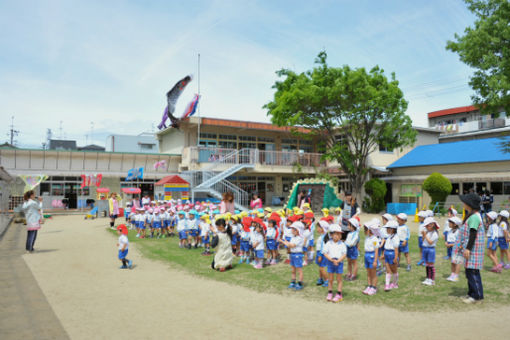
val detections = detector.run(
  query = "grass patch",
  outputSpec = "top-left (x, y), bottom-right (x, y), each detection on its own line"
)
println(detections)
top-left (110, 226), bottom-right (510, 311)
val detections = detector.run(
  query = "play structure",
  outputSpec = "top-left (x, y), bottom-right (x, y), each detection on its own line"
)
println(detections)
top-left (286, 178), bottom-right (343, 210)
top-left (155, 175), bottom-right (190, 201)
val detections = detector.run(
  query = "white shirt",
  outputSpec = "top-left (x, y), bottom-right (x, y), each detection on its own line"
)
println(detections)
top-left (308, 222), bottom-right (315, 241)
top-left (188, 218), bottom-right (198, 230)
top-left (136, 214), bottom-right (144, 223)
top-left (397, 225), bottom-right (410, 241)
top-left (118, 234), bottom-right (129, 250)
top-left (443, 221), bottom-right (451, 234)
top-left (266, 227), bottom-right (276, 239)
top-left (380, 225), bottom-right (389, 239)
top-left (498, 222), bottom-right (508, 238)
top-left (145, 213), bottom-right (153, 223)
top-left (384, 234), bottom-right (400, 250)
top-left (302, 229), bottom-right (311, 244)
top-left (199, 221), bottom-right (209, 237)
top-left (364, 235), bottom-right (380, 252)
top-left (418, 222), bottom-right (426, 234)
top-left (289, 235), bottom-right (304, 253)
top-left (486, 223), bottom-right (498, 239)
top-left (283, 224), bottom-right (293, 238)
top-left (231, 223), bottom-right (239, 235)
top-left (323, 240), bottom-right (347, 259)
top-left (152, 214), bottom-right (161, 223)
top-left (345, 231), bottom-right (359, 248)
top-left (316, 234), bottom-right (326, 253)
top-left (176, 218), bottom-right (188, 232)
top-left (251, 232), bottom-right (264, 250)
top-left (240, 229), bottom-right (250, 241)
top-left (422, 231), bottom-right (439, 247)
top-left (447, 228), bottom-right (459, 243)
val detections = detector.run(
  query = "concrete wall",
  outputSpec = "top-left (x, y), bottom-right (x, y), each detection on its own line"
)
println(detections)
top-left (106, 134), bottom-right (159, 153)
top-left (158, 129), bottom-right (186, 154)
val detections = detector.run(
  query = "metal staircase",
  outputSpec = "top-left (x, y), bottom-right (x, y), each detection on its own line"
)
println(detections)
top-left (181, 148), bottom-right (257, 211)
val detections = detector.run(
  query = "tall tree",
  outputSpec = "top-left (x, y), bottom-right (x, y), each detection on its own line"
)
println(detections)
top-left (264, 51), bottom-right (416, 199)
top-left (446, 0), bottom-right (510, 115)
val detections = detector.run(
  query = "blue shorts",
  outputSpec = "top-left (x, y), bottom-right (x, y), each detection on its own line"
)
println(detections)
top-left (418, 236), bottom-right (423, 249)
top-left (124, 212), bottom-right (129, 219)
top-left (178, 231), bottom-right (187, 240)
top-left (152, 222), bottom-right (161, 229)
top-left (202, 236), bottom-right (210, 244)
top-left (447, 243), bottom-right (454, 257)
top-left (364, 251), bottom-right (376, 269)
top-left (118, 249), bottom-right (128, 260)
top-left (138, 222), bottom-right (145, 230)
top-left (487, 239), bottom-right (497, 250)
top-left (284, 236), bottom-right (292, 248)
top-left (498, 237), bottom-right (509, 250)
top-left (308, 239), bottom-right (314, 247)
top-left (384, 249), bottom-right (396, 265)
top-left (240, 240), bottom-right (250, 252)
top-left (347, 246), bottom-right (358, 260)
top-left (290, 253), bottom-right (304, 268)
top-left (110, 214), bottom-right (118, 219)
top-left (315, 253), bottom-right (328, 267)
top-left (255, 250), bottom-right (265, 259)
top-left (399, 241), bottom-right (409, 254)
top-left (327, 259), bottom-right (344, 274)
top-left (231, 234), bottom-right (238, 245)
top-left (443, 231), bottom-right (448, 239)
top-left (190, 230), bottom-right (199, 237)
top-left (266, 239), bottom-right (277, 251)
top-left (422, 247), bottom-right (436, 263)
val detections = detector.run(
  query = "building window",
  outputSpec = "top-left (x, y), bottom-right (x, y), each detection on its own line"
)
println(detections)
top-left (476, 182), bottom-right (487, 193)
top-left (379, 144), bottom-right (393, 153)
top-left (258, 137), bottom-right (275, 143)
top-left (451, 183), bottom-right (459, 195)
top-left (504, 182), bottom-right (510, 195)
top-left (239, 135), bottom-right (256, 141)
top-left (218, 141), bottom-right (237, 149)
top-left (139, 143), bottom-right (154, 150)
top-left (219, 134), bottom-right (237, 140)
top-left (491, 182), bottom-right (503, 195)
top-left (463, 182), bottom-right (474, 194)
top-left (40, 183), bottom-right (50, 195)
top-left (239, 142), bottom-right (256, 149)
top-left (200, 133), bottom-right (217, 139)
top-left (51, 184), bottom-right (63, 196)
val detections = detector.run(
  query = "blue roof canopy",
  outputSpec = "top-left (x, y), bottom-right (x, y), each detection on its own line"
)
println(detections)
top-left (388, 137), bottom-right (510, 169)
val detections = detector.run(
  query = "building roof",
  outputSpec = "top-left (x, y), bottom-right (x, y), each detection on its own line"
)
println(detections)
top-left (77, 144), bottom-right (105, 151)
top-left (427, 105), bottom-right (478, 119)
top-left (388, 137), bottom-right (510, 169)
top-left (155, 175), bottom-right (189, 186)
top-left (49, 139), bottom-right (77, 150)
top-left (198, 117), bottom-right (310, 133)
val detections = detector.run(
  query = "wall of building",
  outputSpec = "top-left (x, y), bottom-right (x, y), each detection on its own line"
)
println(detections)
top-left (157, 129), bottom-right (186, 154)
top-left (106, 134), bottom-right (159, 153)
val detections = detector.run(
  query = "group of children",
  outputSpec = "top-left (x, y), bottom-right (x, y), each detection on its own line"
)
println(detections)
top-left (116, 199), bottom-right (510, 303)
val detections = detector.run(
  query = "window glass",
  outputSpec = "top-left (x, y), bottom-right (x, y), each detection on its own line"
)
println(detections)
top-left (451, 183), bottom-right (460, 195)
top-left (239, 136), bottom-right (256, 141)
top-left (491, 182), bottom-right (503, 195)
top-left (504, 182), bottom-right (510, 195)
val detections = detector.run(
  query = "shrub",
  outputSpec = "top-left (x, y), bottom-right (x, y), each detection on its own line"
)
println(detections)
top-left (363, 178), bottom-right (387, 213)
top-left (423, 172), bottom-right (452, 205)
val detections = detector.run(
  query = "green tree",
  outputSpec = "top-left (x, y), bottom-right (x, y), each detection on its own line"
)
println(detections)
top-left (363, 178), bottom-right (387, 213)
top-left (423, 173), bottom-right (452, 205)
top-left (446, 0), bottom-right (510, 115)
top-left (264, 51), bottom-right (417, 199)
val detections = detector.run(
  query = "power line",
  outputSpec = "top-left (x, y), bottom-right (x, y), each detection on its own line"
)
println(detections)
top-left (7, 116), bottom-right (20, 146)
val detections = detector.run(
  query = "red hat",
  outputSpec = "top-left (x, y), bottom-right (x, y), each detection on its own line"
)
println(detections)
top-left (116, 224), bottom-right (128, 235)
top-left (304, 211), bottom-right (314, 219)
top-left (321, 215), bottom-right (334, 223)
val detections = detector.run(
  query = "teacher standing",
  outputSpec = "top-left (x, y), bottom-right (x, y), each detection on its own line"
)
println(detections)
top-left (22, 190), bottom-right (43, 253)
top-left (108, 192), bottom-right (121, 229)
top-left (459, 193), bottom-right (485, 304)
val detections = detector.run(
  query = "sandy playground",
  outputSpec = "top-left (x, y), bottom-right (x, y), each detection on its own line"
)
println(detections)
top-left (14, 214), bottom-right (510, 339)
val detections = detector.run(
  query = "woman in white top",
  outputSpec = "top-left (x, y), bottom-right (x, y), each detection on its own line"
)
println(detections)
top-left (22, 190), bottom-right (43, 252)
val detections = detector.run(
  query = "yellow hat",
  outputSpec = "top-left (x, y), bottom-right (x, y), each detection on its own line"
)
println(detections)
top-left (200, 214), bottom-right (209, 220)
top-left (240, 211), bottom-right (248, 218)
top-left (334, 207), bottom-right (342, 212)
top-left (293, 207), bottom-right (299, 213)
top-left (257, 212), bottom-right (265, 218)
top-left (264, 207), bottom-right (272, 213)
top-left (295, 209), bottom-right (304, 216)
top-left (321, 208), bottom-right (330, 217)
top-left (303, 203), bottom-right (310, 208)
top-left (277, 210), bottom-right (285, 218)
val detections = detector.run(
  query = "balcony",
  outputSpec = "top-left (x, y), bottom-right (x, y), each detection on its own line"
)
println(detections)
top-left (434, 117), bottom-right (510, 135)
top-left (185, 146), bottom-right (325, 169)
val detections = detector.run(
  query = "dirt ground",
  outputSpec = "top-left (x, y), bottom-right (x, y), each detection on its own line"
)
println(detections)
top-left (20, 215), bottom-right (510, 339)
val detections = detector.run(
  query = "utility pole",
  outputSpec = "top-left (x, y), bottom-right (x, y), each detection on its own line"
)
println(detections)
top-left (8, 116), bottom-right (19, 146)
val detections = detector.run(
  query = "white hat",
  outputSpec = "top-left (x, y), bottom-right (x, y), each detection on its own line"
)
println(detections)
top-left (426, 210), bottom-right (434, 217)
top-left (348, 217), bottom-right (360, 229)
top-left (397, 213), bottom-right (407, 221)
top-left (449, 208), bottom-right (458, 216)
top-left (318, 220), bottom-right (330, 232)
top-left (386, 220), bottom-right (399, 229)
top-left (417, 211), bottom-right (428, 218)
top-left (364, 218), bottom-right (380, 229)
top-left (423, 217), bottom-right (439, 229)
top-left (328, 224), bottom-right (343, 233)
top-left (500, 210), bottom-right (510, 219)
top-left (290, 221), bottom-right (305, 236)
top-left (381, 213), bottom-right (393, 221)
top-left (368, 224), bottom-right (381, 237)
top-left (487, 211), bottom-right (498, 221)
top-left (448, 216), bottom-right (462, 226)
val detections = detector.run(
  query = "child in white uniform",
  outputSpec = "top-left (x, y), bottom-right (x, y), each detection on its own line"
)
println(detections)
top-left (345, 218), bottom-right (359, 281)
top-left (421, 217), bottom-right (439, 286)
top-left (497, 210), bottom-right (510, 269)
top-left (447, 217), bottom-right (463, 282)
top-left (485, 211), bottom-right (500, 272)
top-left (176, 211), bottom-right (189, 248)
top-left (116, 225), bottom-right (132, 269)
top-left (323, 224), bottom-right (347, 302)
top-left (315, 220), bottom-right (329, 287)
top-left (200, 214), bottom-right (211, 255)
top-left (280, 223), bottom-right (305, 291)
top-left (265, 220), bottom-right (278, 265)
top-left (396, 213), bottom-right (411, 271)
top-left (363, 220), bottom-right (381, 296)
top-left (251, 223), bottom-right (265, 269)
top-left (384, 220), bottom-right (400, 291)
top-left (417, 211), bottom-right (428, 266)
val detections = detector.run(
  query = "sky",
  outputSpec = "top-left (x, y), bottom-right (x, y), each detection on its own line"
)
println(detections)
top-left (0, 0), bottom-right (477, 148)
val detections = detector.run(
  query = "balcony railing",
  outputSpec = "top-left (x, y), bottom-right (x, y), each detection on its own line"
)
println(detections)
top-left (188, 147), bottom-right (325, 167)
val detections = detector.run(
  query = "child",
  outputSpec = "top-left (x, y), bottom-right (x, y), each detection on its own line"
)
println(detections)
top-left (322, 224), bottom-right (347, 302)
top-left (485, 211), bottom-right (500, 272)
top-left (443, 208), bottom-right (457, 259)
top-left (251, 221), bottom-right (265, 269)
top-left (265, 220), bottom-right (278, 265)
top-left (396, 213), bottom-right (411, 271)
top-left (136, 208), bottom-right (146, 238)
top-left (239, 221), bottom-right (251, 264)
top-left (176, 211), bottom-right (188, 248)
top-left (344, 218), bottom-right (359, 281)
top-left (167, 209), bottom-right (176, 237)
top-left (378, 213), bottom-right (393, 276)
top-left (447, 216), bottom-right (463, 282)
top-left (384, 220), bottom-right (400, 291)
top-left (280, 223), bottom-right (305, 291)
top-left (416, 211), bottom-right (428, 266)
top-left (315, 220), bottom-right (330, 287)
top-left (230, 216), bottom-right (240, 255)
top-left (421, 217), bottom-right (439, 286)
top-left (362, 221), bottom-right (380, 296)
top-left (146, 208), bottom-right (154, 238)
top-left (200, 214), bottom-right (212, 256)
top-left (152, 209), bottom-right (163, 238)
top-left (188, 210), bottom-right (199, 248)
top-left (210, 218), bottom-right (234, 272)
top-left (497, 210), bottom-right (510, 269)
top-left (116, 224), bottom-right (132, 269)
top-left (283, 217), bottom-right (295, 264)
top-left (333, 207), bottom-right (342, 225)
top-left (124, 203), bottom-right (132, 222)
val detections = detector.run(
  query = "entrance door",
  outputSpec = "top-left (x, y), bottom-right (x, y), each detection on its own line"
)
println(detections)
top-left (257, 182), bottom-right (266, 205)
top-left (141, 183), bottom-right (154, 200)
top-left (385, 182), bottom-right (392, 204)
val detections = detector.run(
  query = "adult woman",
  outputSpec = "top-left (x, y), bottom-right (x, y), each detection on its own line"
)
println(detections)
top-left (22, 190), bottom-right (43, 253)
top-left (210, 218), bottom-right (233, 272)
top-left (458, 193), bottom-right (485, 304)
top-left (219, 192), bottom-right (235, 214)
top-left (250, 193), bottom-right (263, 210)
top-left (108, 192), bottom-right (121, 229)
top-left (340, 192), bottom-right (360, 239)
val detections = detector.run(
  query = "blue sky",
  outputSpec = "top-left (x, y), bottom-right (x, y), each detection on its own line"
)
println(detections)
top-left (0, 0), bottom-right (476, 148)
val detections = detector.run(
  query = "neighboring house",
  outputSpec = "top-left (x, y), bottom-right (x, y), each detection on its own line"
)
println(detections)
top-left (77, 144), bottom-right (105, 152)
top-left (49, 139), bottom-right (77, 151)
top-left (105, 133), bottom-right (159, 153)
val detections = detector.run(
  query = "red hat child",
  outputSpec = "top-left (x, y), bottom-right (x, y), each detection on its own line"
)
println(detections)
top-left (116, 224), bottom-right (128, 235)
top-left (304, 211), bottom-right (314, 219)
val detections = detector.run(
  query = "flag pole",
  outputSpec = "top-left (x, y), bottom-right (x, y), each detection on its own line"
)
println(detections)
top-left (197, 53), bottom-right (201, 147)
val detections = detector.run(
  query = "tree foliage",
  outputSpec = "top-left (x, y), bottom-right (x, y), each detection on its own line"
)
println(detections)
top-left (423, 173), bottom-right (453, 205)
top-left (363, 178), bottom-right (387, 213)
top-left (446, 0), bottom-right (510, 115)
top-left (264, 51), bottom-right (417, 198)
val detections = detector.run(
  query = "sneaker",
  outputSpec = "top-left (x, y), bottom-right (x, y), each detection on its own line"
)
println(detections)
top-left (345, 275), bottom-right (352, 282)
top-left (423, 279), bottom-right (434, 286)
top-left (443, 256), bottom-right (450, 260)
top-left (254, 263), bottom-right (263, 269)
top-left (362, 287), bottom-right (370, 295)
top-left (284, 259), bottom-right (290, 264)
top-left (384, 284), bottom-right (391, 292)
top-left (446, 275), bottom-right (453, 281)
top-left (238, 258), bottom-right (244, 264)
top-left (265, 259), bottom-right (272, 265)
top-left (333, 293), bottom-right (343, 303)
top-left (303, 260), bottom-right (308, 266)
top-left (136, 234), bottom-right (140, 238)
top-left (504, 264), bottom-right (510, 270)
top-left (316, 278), bottom-right (324, 286)
top-left (417, 260), bottom-right (423, 266)
top-left (392, 283), bottom-right (399, 289)
top-left (322, 280), bottom-right (329, 287)
top-left (288, 282), bottom-right (296, 289)
top-left (326, 292), bottom-right (333, 301)
top-left (422, 278), bottom-right (431, 285)
top-left (406, 265), bottom-right (411, 272)
top-left (451, 276), bottom-right (459, 282)
top-left (119, 265), bottom-right (128, 269)
top-left (294, 282), bottom-right (303, 290)
top-left (350, 275), bottom-right (358, 281)
top-left (462, 296), bottom-right (476, 304)
top-left (270, 259), bottom-right (277, 265)
top-left (367, 287), bottom-right (377, 296)
top-left (187, 244), bottom-right (191, 250)
top-left (128, 260), bottom-right (133, 269)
